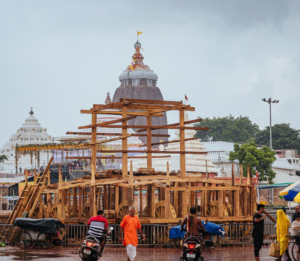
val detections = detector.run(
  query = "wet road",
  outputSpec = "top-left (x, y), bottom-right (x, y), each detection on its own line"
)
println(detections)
top-left (0, 245), bottom-right (282, 261)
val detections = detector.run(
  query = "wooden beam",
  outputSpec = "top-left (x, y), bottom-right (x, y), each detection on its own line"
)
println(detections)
top-left (93, 103), bottom-right (195, 112)
top-left (166, 161), bottom-right (170, 186)
top-left (180, 110), bottom-right (186, 177)
top-left (98, 124), bottom-right (209, 131)
top-left (81, 110), bottom-right (163, 117)
top-left (139, 137), bottom-right (198, 147)
top-left (115, 186), bottom-right (119, 219)
top-left (66, 131), bottom-right (170, 137)
top-left (78, 116), bottom-right (136, 129)
top-left (136, 119), bottom-right (202, 132)
top-left (119, 98), bottom-right (183, 106)
top-left (88, 135), bottom-right (132, 145)
top-left (166, 186), bottom-right (240, 191)
top-left (147, 116), bottom-right (152, 168)
top-left (96, 150), bottom-right (207, 154)
top-left (65, 155), bottom-right (171, 160)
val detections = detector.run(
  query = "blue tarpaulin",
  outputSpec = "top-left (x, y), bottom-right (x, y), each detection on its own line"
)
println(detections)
top-left (169, 222), bottom-right (225, 240)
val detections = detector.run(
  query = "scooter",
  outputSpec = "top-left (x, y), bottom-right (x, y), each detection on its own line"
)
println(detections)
top-left (79, 227), bottom-right (114, 261)
top-left (180, 235), bottom-right (204, 261)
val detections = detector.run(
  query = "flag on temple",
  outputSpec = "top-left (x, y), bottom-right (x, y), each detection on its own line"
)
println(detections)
top-left (137, 31), bottom-right (143, 35)
top-left (185, 94), bottom-right (188, 101)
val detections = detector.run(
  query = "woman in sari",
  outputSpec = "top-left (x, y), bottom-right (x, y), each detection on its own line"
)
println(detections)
top-left (277, 209), bottom-right (291, 260)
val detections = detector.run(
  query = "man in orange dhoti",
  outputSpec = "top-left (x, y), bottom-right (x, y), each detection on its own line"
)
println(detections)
top-left (119, 206), bottom-right (146, 261)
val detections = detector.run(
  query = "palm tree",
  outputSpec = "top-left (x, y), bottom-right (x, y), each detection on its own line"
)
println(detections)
top-left (0, 155), bottom-right (8, 163)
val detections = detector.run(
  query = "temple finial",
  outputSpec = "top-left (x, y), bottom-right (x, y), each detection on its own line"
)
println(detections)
top-left (105, 92), bottom-right (112, 104)
top-left (30, 107), bottom-right (34, 115)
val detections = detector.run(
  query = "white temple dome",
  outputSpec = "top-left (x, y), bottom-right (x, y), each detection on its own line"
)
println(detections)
top-left (119, 69), bottom-right (158, 81)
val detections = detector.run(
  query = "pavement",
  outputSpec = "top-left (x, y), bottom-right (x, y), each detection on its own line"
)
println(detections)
top-left (0, 245), bottom-right (291, 261)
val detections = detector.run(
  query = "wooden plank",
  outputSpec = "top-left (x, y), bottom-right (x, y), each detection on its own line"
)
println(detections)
top-left (99, 124), bottom-right (208, 130)
top-left (147, 116), bottom-right (152, 168)
top-left (96, 149), bottom-right (207, 155)
top-left (139, 137), bottom-right (198, 147)
top-left (137, 119), bottom-right (202, 132)
top-left (151, 184), bottom-right (156, 218)
top-left (122, 107), bottom-right (128, 179)
top-left (57, 165), bottom-right (64, 221)
top-left (66, 131), bottom-right (170, 137)
top-left (119, 98), bottom-right (183, 106)
top-left (165, 189), bottom-right (170, 219)
top-left (166, 161), bottom-right (170, 186)
top-left (234, 188), bottom-right (240, 216)
top-left (139, 185), bottom-right (143, 216)
top-left (78, 187), bottom-right (82, 219)
top-left (66, 155), bottom-right (171, 159)
top-left (129, 161), bottom-right (133, 187)
top-left (73, 187), bottom-right (77, 217)
top-left (78, 116), bottom-right (136, 129)
top-left (180, 110), bottom-right (186, 177)
top-left (115, 186), bottom-right (119, 219)
top-left (217, 189), bottom-right (224, 217)
top-left (81, 110), bottom-right (163, 117)
top-left (93, 103), bottom-right (195, 112)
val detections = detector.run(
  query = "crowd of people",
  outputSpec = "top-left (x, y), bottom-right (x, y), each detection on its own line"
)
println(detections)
top-left (253, 204), bottom-right (300, 261)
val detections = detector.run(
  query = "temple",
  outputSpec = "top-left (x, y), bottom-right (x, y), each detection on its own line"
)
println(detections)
top-left (113, 41), bottom-right (168, 145)
top-left (0, 108), bottom-right (52, 173)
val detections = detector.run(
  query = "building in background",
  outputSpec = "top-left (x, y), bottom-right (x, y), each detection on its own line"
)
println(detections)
top-left (112, 40), bottom-right (168, 145)
top-left (0, 108), bottom-right (52, 174)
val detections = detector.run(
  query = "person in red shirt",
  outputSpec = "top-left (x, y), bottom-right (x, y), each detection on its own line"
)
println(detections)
top-left (87, 210), bottom-right (108, 254)
top-left (119, 206), bottom-right (146, 261)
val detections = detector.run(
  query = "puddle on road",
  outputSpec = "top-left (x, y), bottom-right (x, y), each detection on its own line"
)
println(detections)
top-left (0, 249), bottom-right (68, 260)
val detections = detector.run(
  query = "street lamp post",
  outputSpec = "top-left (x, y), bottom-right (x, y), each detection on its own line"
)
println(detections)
top-left (262, 97), bottom-right (279, 149)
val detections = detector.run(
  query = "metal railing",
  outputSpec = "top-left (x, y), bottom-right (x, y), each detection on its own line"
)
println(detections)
top-left (1, 222), bottom-right (279, 247)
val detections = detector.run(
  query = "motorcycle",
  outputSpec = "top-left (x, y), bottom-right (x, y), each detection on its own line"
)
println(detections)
top-left (79, 227), bottom-right (114, 261)
top-left (180, 235), bottom-right (203, 261)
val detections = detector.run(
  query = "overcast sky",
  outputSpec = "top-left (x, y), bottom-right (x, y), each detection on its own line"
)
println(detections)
top-left (1, 0), bottom-right (300, 146)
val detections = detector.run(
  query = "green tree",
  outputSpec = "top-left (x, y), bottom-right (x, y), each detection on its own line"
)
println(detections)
top-left (229, 142), bottom-right (276, 183)
top-left (0, 155), bottom-right (8, 163)
top-left (256, 123), bottom-right (300, 151)
top-left (194, 115), bottom-right (259, 142)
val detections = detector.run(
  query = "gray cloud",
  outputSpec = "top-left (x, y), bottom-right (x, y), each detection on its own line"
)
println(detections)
top-left (0, 0), bottom-right (300, 146)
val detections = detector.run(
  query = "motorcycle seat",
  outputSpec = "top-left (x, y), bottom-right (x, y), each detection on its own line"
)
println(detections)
top-left (86, 235), bottom-right (100, 243)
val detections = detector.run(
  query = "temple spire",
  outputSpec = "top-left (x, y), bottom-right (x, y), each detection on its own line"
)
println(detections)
top-left (105, 92), bottom-right (112, 104)
top-left (30, 107), bottom-right (34, 115)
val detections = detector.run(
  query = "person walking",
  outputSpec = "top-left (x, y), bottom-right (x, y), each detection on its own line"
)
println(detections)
top-left (277, 209), bottom-right (291, 261)
top-left (293, 206), bottom-right (300, 222)
top-left (119, 206), bottom-right (146, 261)
top-left (253, 204), bottom-right (266, 261)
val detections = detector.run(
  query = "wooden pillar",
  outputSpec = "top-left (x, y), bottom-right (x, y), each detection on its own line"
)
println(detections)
top-left (78, 187), bottom-right (82, 220)
top-left (122, 107), bottom-right (128, 178)
top-left (147, 185), bottom-right (151, 216)
top-left (104, 185), bottom-right (108, 210)
top-left (147, 116), bottom-right (152, 168)
top-left (179, 110), bottom-right (186, 177)
top-left (73, 187), bottom-right (77, 217)
top-left (166, 161), bottom-right (170, 186)
top-left (234, 188), bottom-right (240, 216)
top-left (151, 184), bottom-right (156, 218)
top-left (25, 169), bottom-right (28, 187)
top-left (47, 193), bottom-right (52, 218)
top-left (231, 162), bottom-right (235, 214)
top-left (139, 186), bottom-right (143, 216)
top-left (115, 186), bottom-right (119, 219)
top-left (129, 161), bottom-right (133, 187)
top-left (90, 113), bottom-right (97, 217)
top-left (165, 189), bottom-right (170, 219)
top-left (33, 169), bottom-right (37, 184)
top-left (182, 189), bottom-right (187, 217)
top-left (217, 188), bottom-right (224, 217)
top-left (247, 165), bottom-right (251, 185)
top-left (38, 193), bottom-right (43, 218)
top-left (57, 165), bottom-right (64, 222)
top-left (240, 163), bottom-right (243, 184)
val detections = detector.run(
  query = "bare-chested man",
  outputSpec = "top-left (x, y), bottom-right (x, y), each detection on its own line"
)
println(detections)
top-left (181, 206), bottom-right (206, 243)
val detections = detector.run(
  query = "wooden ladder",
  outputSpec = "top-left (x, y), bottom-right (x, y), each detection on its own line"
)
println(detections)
top-left (0, 157), bottom-right (53, 244)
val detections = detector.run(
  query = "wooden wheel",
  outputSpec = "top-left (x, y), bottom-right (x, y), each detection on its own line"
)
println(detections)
top-left (31, 203), bottom-right (48, 219)
top-left (50, 204), bottom-right (69, 220)
top-left (155, 201), bottom-right (177, 218)
top-left (81, 202), bottom-right (90, 218)
top-left (118, 201), bottom-right (138, 219)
